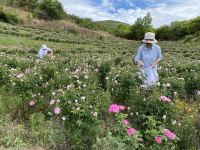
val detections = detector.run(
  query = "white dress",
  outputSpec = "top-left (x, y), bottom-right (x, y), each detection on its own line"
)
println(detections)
top-left (140, 67), bottom-right (159, 87)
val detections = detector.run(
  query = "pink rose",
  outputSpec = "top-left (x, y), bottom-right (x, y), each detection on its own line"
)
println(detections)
top-left (54, 107), bottom-right (61, 115)
top-left (155, 136), bottom-right (162, 144)
top-left (127, 128), bottom-right (136, 136)
top-left (108, 104), bottom-right (125, 113)
top-left (160, 96), bottom-right (171, 103)
top-left (29, 100), bottom-right (35, 106)
top-left (163, 129), bottom-right (176, 140)
top-left (50, 100), bottom-right (55, 105)
top-left (123, 119), bottom-right (129, 126)
top-left (108, 104), bottom-right (120, 113)
top-left (119, 105), bottom-right (125, 110)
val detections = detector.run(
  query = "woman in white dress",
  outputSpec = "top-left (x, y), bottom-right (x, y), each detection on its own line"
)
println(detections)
top-left (134, 32), bottom-right (163, 86)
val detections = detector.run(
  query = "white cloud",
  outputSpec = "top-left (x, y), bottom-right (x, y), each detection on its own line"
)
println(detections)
top-left (150, 0), bottom-right (200, 27)
top-left (60, 0), bottom-right (115, 20)
top-left (60, 0), bottom-right (200, 27)
top-left (102, 0), bottom-right (113, 7)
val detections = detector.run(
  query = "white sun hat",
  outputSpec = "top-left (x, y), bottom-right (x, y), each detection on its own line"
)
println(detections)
top-left (142, 32), bottom-right (157, 44)
top-left (42, 44), bottom-right (49, 50)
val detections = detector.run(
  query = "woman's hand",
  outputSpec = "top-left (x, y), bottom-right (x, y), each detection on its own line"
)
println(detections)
top-left (47, 50), bottom-right (53, 57)
top-left (151, 59), bottom-right (161, 68)
top-left (151, 62), bottom-right (157, 68)
top-left (138, 60), bottom-right (144, 68)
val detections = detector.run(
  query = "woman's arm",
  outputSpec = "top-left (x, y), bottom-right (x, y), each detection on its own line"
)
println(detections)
top-left (134, 47), bottom-right (144, 67)
top-left (151, 58), bottom-right (161, 67)
top-left (151, 48), bottom-right (162, 67)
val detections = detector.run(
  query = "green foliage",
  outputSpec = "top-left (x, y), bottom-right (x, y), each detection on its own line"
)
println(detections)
top-left (93, 112), bottom-right (144, 150)
top-left (28, 112), bottom-right (67, 149)
top-left (38, 0), bottom-right (66, 20)
top-left (7, 0), bottom-right (40, 11)
top-left (7, 0), bottom-right (66, 20)
top-left (94, 106), bottom-right (179, 150)
top-left (0, 88), bottom-right (21, 115)
top-left (113, 24), bottom-right (131, 38)
top-left (0, 7), bottom-right (19, 24)
top-left (98, 60), bottom-right (113, 89)
top-left (157, 16), bottom-right (200, 40)
top-left (60, 85), bottom-right (111, 149)
top-left (0, 115), bottom-right (27, 149)
top-left (96, 20), bottom-right (131, 37)
top-left (130, 12), bottom-right (153, 40)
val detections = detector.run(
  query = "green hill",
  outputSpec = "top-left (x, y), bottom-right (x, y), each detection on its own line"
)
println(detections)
top-left (96, 20), bottom-right (130, 28)
top-left (96, 20), bottom-right (131, 37)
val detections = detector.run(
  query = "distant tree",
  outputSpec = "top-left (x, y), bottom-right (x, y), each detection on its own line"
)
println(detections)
top-left (113, 24), bottom-right (131, 38)
top-left (78, 18), bottom-right (96, 29)
top-left (130, 12), bottom-right (153, 40)
top-left (156, 25), bottom-right (171, 40)
top-left (7, 0), bottom-right (66, 20)
top-left (156, 16), bottom-right (200, 40)
top-left (143, 12), bottom-right (153, 29)
top-left (188, 16), bottom-right (200, 34)
top-left (39, 0), bottom-right (66, 19)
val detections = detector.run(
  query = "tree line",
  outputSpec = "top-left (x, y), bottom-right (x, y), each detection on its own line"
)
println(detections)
top-left (156, 17), bottom-right (200, 41)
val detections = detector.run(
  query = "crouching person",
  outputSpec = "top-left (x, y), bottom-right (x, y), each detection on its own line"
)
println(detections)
top-left (37, 44), bottom-right (53, 59)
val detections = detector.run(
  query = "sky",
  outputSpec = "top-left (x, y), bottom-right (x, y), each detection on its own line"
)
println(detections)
top-left (60, 0), bottom-right (200, 27)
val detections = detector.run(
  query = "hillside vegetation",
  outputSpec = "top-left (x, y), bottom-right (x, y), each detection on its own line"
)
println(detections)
top-left (1, 0), bottom-right (200, 41)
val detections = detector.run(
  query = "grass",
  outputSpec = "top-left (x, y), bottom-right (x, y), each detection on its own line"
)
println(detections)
top-left (0, 33), bottom-right (97, 52)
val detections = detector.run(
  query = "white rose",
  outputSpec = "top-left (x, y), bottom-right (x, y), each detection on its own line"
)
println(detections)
top-left (163, 115), bottom-right (166, 120)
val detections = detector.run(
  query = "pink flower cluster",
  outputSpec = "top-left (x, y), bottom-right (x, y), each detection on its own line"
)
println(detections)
top-left (123, 119), bottom-right (137, 136)
top-left (160, 96), bottom-right (171, 103)
top-left (155, 129), bottom-right (176, 144)
top-left (123, 119), bottom-right (129, 126)
top-left (163, 129), bottom-right (176, 140)
top-left (127, 127), bottom-right (136, 136)
top-left (197, 90), bottom-right (200, 95)
top-left (108, 104), bottom-right (125, 113)
top-left (155, 136), bottom-right (162, 144)
top-left (108, 104), bottom-right (138, 137)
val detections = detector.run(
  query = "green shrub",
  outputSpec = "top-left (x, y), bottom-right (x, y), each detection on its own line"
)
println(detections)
top-left (60, 85), bottom-right (111, 149)
top-left (0, 115), bottom-right (27, 149)
top-left (0, 8), bottom-right (19, 24)
top-left (28, 112), bottom-right (68, 149)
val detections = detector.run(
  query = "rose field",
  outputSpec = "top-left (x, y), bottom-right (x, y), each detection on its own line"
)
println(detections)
top-left (0, 22), bottom-right (200, 150)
